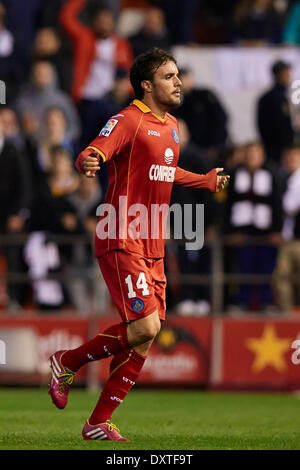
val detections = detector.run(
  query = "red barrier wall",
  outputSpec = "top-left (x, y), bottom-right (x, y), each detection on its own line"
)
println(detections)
top-left (210, 316), bottom-right (300, 391)
top-left (0, 315), bottom-right (89, 383)
top-left (1, 314), bottom-right (300, 390)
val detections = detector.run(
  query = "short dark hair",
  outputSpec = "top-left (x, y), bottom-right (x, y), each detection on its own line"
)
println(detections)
top-left (130, 48), bottom-right (177, 100)
top-left (271, 60), bottom-right (291, 79)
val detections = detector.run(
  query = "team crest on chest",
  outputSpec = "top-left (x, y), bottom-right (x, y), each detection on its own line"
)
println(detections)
top-left (172, 129), bottom-right (180, 144)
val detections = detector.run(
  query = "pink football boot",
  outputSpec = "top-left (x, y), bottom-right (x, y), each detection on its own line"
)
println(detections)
top-left (82, 420), bottom-right (130, 441)
top-left (49, 350), bottom-right (76, 409)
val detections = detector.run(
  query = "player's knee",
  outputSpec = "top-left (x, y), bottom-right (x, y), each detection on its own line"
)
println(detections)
top-left (141, 321), bottom-right (161, 342)
top-left (136, 318), bottom-right (161, 343)
top-left (128, 311), bottom-right (161, 345)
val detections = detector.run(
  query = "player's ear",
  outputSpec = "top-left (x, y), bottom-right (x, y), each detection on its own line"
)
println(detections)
top-left (141, 80), bottom-right (152, 94)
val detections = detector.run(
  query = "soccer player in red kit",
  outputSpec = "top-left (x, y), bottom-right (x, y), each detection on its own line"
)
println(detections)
top-left (49, 48), bottom-right (229, 441)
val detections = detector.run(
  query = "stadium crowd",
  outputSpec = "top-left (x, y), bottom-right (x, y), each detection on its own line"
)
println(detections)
top-left (0, 0), bottom-right (299, 315)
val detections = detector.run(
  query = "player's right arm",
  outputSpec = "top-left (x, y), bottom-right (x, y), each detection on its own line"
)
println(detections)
top-left (75, 114), bottom-right (133, 178)
top-left (75, 148), bottom-right (102, 178)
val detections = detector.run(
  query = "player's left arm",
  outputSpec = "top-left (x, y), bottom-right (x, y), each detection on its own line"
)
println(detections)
top-left (174, 166), bottom-right (230, 192)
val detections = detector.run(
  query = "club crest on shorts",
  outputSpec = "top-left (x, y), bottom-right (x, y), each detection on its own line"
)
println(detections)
top-left (131, 298), bottom-right (145, 313)
top-left (172, 129), bottom-right (179, 144)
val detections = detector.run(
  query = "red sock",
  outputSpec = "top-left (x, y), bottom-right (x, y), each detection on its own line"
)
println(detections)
top-left (62, 322), bottom-right (129, 372)
top-left (89, 348), bottom-right (146, 424)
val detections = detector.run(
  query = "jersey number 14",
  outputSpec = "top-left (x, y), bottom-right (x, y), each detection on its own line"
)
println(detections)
top-left (125, 273), bottom-right (150, 298)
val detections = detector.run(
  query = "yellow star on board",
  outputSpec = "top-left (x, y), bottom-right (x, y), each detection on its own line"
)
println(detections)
top-left (245, 324), bottom-right (291, 373)
top-left (158, 329), bottom-right (176, 349)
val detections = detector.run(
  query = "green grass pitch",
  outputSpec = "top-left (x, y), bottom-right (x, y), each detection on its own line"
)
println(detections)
top-left (0, 388), bottom-right (300, 450)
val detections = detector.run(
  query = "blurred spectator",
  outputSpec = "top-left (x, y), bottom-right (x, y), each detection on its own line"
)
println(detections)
top-left (47, 146), bottom-right (80, 197)
top-left (257, 60), bottom-right (294, 164)
top-left (0, 106), bottom-right (25, 151)
top-left (173, 119), bottom-right (212, 175)
top-left (162, 0), bottom-right (198, 45)
top-left (45, 147), bottom-right (82, 239)
top-left (129, 6), bottom-right (171, 57)
top-left (80, 67), bottom-right (132, 147)
top-left (2, 0), bottom-right (44, 56)
top-left (65, 174), bottom-right (103, 312)
top-left (224, 144), bottom-right (246, 171)
top-left (26, 145), bottom-right (84, 310)
top-left (1, 0), bottom-right (46, 89)
top-left (0, 111), bottom-right (32, 311)
top-left (107, 67), bottom-right (132, 109)
top-left (170, 119), bottom-right (215, 316)
top-left (39, 0), bottom-right (72, 28)
top-left (37, 107), bottom-right (75, 174)
top-left (201, 0), bottom-right (241, 22)
top-left (293, 108), bottom-right (300, 147)
top-left (59, 0), bottom-right (133, 103)
top-left (173, 68), bottom-right (228, 161)
top-left (67, 174), bottom-right (102, 232)
top-left (84, 0), bottom-right (121, 21)
top-left (16, 60), bottom-right (80, 145)
top-left (24, 231), bottom-right (65, 311)
top-left (44, 107), bottom-right (74, 149)
top-left (0, 111), bottom-right (32, 232)
top-left (28, 146), bottom-right (81, 235)
top-left (282, 0), bottom-right (300, 45)
top-left (0, 3), bottom-right (13, 62)
top-left (224, 142), bottom-right (283, 312)
top-left (230, 0), bottom-right (284, 45)
top-left (32, 27), bottom-right (73, 93)
top-left (47, 148), bottom-right (98, 312)
top-left (22, 106), bottom-right (77, 195)
top-left (273, 148), bottom-right (300, 313)
top-left (0, 2), bottom-right (24, 101)
top-left (2, 0), bottom-right (67, 46)
top-left (187, 0), bottom-right (239, 44)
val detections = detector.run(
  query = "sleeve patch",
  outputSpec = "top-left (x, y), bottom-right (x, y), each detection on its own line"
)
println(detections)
top-left (99, 118), bottom-right (119, 137)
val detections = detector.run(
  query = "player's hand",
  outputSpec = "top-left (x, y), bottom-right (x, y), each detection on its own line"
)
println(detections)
top-left (83, 154), bottom-right (100, 178)
top-left (215, 168), bottom-right (230, 192)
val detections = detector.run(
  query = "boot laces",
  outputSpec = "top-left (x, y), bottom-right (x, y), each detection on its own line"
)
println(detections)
top-left (58, 368), bottom-right (76, 394)
top-left (106, 420), bottom-right (120, 433)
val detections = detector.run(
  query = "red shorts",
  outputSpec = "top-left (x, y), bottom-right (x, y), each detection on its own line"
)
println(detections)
top-left (97, 250), bottom-right (166, 322)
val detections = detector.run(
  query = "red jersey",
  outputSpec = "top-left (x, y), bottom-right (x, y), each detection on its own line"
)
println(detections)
top-left (75, 99), bottom-right (217, 258)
